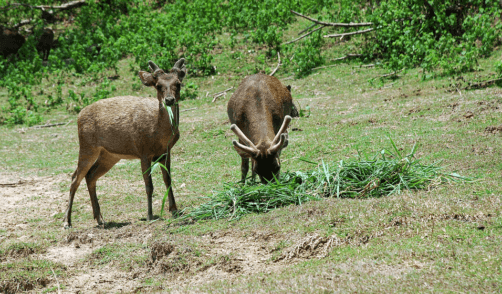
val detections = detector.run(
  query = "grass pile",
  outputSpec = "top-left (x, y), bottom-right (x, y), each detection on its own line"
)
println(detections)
top-left (178, 141), bottom-right (470, 221)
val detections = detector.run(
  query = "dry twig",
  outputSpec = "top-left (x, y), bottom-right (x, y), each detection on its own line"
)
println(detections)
top-left (269, 52), bottom-right (281, 76)
top-left (291, 10), bottom-right (373, 27)
top-left (282, 25), bottom-right (326, 45)
top-left (212, 87), bottom-right (234, 103)
top-left (30, 120), bottom-right (72, 129)
top-left (324, 28), bottom-right (374, 38)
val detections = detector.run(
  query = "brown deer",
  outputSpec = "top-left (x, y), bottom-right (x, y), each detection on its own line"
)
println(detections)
top-left (227, 73), bottom-right (293, 183)
top-left (36, 28), bottom-right (54, 61)
top-left (0, 26), bottom-right (25, 57)
top-left (63, 59), bottom-right (186, 228)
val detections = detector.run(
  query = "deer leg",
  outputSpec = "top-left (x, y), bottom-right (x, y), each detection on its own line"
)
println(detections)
top-left (85, 151), bottom-right (119, 226)
top-left (63, 148), bottom-right (100, 228)
top-left (158, 152), bottom-right (178, 214)
top-left (251, 159), bottom-right (257, 182)
top-left (241, 157), bottom-right (249, 182)
top-left (140, 157), bottom-right (154, 221)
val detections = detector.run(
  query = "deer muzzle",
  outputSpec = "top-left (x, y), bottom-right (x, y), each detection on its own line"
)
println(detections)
top-left (164, 96), bottom-right (176, 106)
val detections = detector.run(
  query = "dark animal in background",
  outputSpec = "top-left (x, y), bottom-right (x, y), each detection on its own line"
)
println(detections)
top-left (36, 28), bottom-right (54, 61)
top-left (0, 26), bottom-right (25, 57)
top-left (227, 73), bottom-right (294, 183)
top-left (63, 59), bottom-right (186, 228)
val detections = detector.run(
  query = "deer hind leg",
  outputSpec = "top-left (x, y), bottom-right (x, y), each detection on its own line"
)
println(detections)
top-left (157, 152), bottom-right (178, 215)
top-left (140, 156), bottom-right (155, 221)
top-left (64, 147), bottom-right (100, 228)
top-left (85, 150), bottom-right (120, 226)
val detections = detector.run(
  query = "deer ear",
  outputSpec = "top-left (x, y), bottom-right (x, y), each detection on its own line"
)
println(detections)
top-left (138, 71), bottom-right (155, 86)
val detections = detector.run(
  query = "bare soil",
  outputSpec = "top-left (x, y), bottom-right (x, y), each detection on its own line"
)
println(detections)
top-left (0, 173), bottom-right (314, 293)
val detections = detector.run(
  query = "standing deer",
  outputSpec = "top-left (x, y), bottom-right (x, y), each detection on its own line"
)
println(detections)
top-left (63, 59), bottom-right (186, 228)
top-left (227, 73), bottom-right (293, 183)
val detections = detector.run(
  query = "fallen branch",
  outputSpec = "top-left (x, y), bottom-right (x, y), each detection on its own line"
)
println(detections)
top-left (30, 120), bottom-right (72, 129)
top-left (12, 19), bottom-right (32, 29)
top-left (332, 54), bottom-right (362, 62)
top-left (50, 267), bottom-right (61, 294)
top-left (291, 10), bottom-right (373, 27)
top-left (298, 23), bottom-right (318, 35)
top-left (463, 78), bottom-right (502, 90)
top-left (269, 52), bottom-right (281, 76)
top-left (324, 28), bottom-right (374, 38)
top-left (381, 69), bottom-right (404, 78)
top-left (311, 64), bottom-right (339, 71)
top-left (212, 87), bottom-right (234, 103)
top-left (181, 107), bottom-right (197, 112)
top-left (6, 0), bottom-right (87, 11)
top-left (0, 180), bottom-right (27, 187)
top-left (282, 25), bottom-right (326, 45)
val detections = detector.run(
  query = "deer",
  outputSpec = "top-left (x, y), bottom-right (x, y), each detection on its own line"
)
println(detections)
top-left (36, 28), bottom-right (54, 61)
top-left (63, 59), bottom-right (186, 228)
top-left (227, 73), bottom-right (294, 184)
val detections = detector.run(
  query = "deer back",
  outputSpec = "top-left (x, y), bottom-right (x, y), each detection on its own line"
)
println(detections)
top-left (77, 96), bottom-right (178, 159)
top-left (227, 73), bottom-right (293, 152)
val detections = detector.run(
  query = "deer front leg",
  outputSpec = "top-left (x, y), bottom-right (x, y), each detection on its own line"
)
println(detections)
top-left (140, 157), bottom-right (154, 221)
top-left (159, 152), bottom-right (178, 215)
top-left (241, 157), bottom-right (249, 182)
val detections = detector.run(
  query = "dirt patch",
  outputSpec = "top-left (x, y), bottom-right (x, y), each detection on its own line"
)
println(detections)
top-left (0, 173), bottom-right (67, 237)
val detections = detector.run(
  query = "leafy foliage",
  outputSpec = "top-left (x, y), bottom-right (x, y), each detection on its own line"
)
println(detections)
top-left (363, 0), bottom-right (502, 75)
top-left (1, 0), bottom-right (501, 125)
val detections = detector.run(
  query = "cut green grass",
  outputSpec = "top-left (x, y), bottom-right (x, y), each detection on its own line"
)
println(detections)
top-left (180, 141), bottom-right (471, 221)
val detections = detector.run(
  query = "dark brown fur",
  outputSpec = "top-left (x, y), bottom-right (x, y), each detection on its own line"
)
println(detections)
top-left (227, 73), bottom-right (293, 183)
top-left (63, 59), bottom-right (186, 228)
top-left (36, 28), bottom-right (54, 61)
top-left (0, 27), bottom-right (25, 57)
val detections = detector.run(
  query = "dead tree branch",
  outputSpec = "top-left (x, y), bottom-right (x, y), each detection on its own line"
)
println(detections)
top-left (291, 10), bottom-right (373, 27)
top-left (12, 19), bottom-right (32, 29)
top-left (30, 120), bottom-right (72, 129)
top-left (298, 23), bottom-right (318, 35)
top-left (4, 0), bottom-right (87, 11)
top-left (332, 54), bottom-right (362, 61)
top-left (324, 28), bottom-right (374, 38)
top-left (269, 52), bottom-right (281, 76)
top-left (282, 25), bottom-right (326, 45)
top-left (462, 78), bottom-right (502, 90)
top-left (212, 87), bottom-right (234, 103)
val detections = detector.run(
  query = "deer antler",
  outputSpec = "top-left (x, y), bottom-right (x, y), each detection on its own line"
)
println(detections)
top-left (230, 124), bottom-right (259, 155)
top-left (271, 115), bottom-right (292, 146)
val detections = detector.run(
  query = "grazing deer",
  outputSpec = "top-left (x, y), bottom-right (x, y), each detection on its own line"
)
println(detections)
top-left (227, 73), bottom-right (293, 183)
top-left (0, 26), bottom-right (25, 57)
top-left (36, 28), bottom-right (54, 61)
top-left (63, 59), bottom-right (186, 228)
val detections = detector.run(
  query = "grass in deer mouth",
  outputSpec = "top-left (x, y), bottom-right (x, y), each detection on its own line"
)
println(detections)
top-left (179, 140), bottom-right (471, 222)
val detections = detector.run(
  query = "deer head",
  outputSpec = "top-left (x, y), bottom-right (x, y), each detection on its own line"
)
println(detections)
top-left (230, 115), bottom-right (292, 183)
top-left (138, 58), bottom-right (186, 106)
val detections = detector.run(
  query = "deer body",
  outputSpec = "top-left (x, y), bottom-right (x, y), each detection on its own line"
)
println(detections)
top-left (227, 73), bottom-right (293, 183)
top-left (64, 59), bottom-right (185, 228)
top-left (77, 96), bottom-right (179, 158)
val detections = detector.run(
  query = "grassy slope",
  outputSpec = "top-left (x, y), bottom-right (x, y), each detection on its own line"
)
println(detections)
top-left (1, 18), bottom-right (501, 293)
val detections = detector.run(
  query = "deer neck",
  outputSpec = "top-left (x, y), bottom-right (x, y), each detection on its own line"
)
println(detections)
top-left (159, 101), bottom-right (180, 133)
